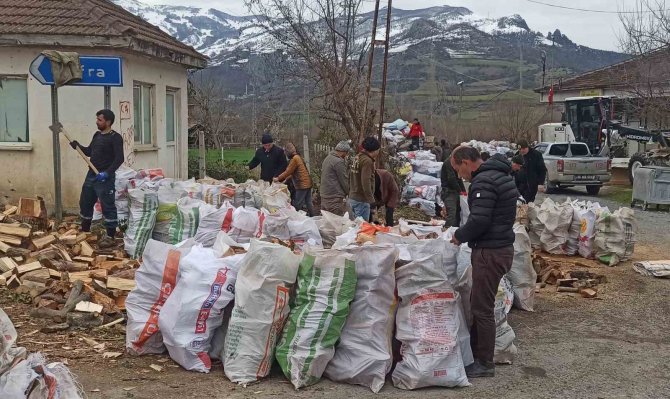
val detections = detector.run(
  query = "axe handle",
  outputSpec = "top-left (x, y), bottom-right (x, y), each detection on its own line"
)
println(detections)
top-left (59, 128), bottom-right (100, 175)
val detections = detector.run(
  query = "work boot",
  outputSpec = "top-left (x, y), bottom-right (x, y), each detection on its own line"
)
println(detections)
top-left (81, 219), bottom-right (92, 233)
top-left (97, 235), bottom-right (116, 249)
top-left (465, 359), bottom-right (495, 378)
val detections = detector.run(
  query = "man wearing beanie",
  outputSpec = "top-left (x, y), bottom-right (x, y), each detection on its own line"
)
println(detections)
top-left (349, 136), bottom-right (380, 220)
top-left (320, 140), bottom-right (351, 216)
top-left (248, 133), bottom-right (288, 183)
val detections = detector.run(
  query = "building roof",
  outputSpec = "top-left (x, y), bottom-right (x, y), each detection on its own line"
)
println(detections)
top-left (0, 0), bottom-right (207, 68)
top-left (535, 48), bottom-right (670, 94)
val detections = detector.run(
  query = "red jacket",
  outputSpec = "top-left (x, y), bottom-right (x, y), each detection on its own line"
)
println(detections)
top-left (408, 123), bottom-right (424, 138)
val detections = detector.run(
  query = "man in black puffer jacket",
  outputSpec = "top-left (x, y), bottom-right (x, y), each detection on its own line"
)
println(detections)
top-left (449, 146), bottom-right (518, 379)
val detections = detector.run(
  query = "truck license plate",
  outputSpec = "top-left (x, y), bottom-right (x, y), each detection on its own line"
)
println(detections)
top-left (575, 175), bottom-right (597, 181)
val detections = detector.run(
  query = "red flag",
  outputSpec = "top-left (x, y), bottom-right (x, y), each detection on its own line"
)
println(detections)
top-left (548, 85), bottom-right (555, 105)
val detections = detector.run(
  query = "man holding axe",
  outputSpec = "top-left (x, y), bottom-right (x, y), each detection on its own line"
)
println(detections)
top-left (53, 109), bottom-right (124, 248)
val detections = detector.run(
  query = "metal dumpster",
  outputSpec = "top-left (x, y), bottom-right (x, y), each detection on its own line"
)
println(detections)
top-left (631, 166), bottom-right (670, 210)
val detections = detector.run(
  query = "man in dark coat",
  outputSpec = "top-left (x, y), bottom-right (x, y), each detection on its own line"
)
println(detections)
top-left (511, 154), bottom-right (531, 202)
top-left (449, 146), bottom-right (519, 379)
top-left (440, 160), bottom-right (466, 227)
top-left (248, 133), bottom-right (288, 183)
top-left (517, 139), bottom-right (547, 203)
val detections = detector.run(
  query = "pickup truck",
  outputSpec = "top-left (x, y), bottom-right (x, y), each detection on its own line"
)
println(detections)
top-left (534, 142), bottom-right (612, 195)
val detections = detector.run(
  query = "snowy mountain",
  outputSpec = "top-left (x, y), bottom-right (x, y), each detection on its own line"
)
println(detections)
top-left (112, 0), bottom-right (627, 100)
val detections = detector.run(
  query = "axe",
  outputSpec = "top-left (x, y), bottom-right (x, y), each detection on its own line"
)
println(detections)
top-left (49, 122), bottom-right (100, 174)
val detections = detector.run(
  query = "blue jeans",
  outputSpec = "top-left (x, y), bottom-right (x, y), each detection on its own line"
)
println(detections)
top-left (349, 199), bottom-right (370, 221)
top-left (80, 172), bottom-right (117, 230)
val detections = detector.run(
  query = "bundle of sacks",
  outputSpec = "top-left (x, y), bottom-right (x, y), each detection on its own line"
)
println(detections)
top-left (460, 140), bottom-right (517, 157)
top-left (1, 309), bottom-right (84, 398)
top-left (526, 198), bottom-right (636, 266)
top-left (123, 174), bottom-right (297, 259)
top-left (125, 204), bottom-right (530, 392)
top-left (396, 151), bottom-right (443, 217)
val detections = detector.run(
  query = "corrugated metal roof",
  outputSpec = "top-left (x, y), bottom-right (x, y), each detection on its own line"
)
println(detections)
top-left (535, 48), bottom-right (670, 93)
top-left (0, 0), bottom-right (207, 67)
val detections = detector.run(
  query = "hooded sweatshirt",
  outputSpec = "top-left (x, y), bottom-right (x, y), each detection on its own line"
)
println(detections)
top-left (454, 153), bottom-right (519, 248)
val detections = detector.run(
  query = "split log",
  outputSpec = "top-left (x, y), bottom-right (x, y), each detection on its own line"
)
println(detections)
top-left (80, 241), bottom-right (94, 257)
top-left (16, 261), bottom-right (43, 275)
top-left (31, 234), bottom-right (56, 250)
top-left (0, 224), bottom-right (31, 238)
top-left (107, 276), bottom-right (135, 291)
top-left (0, 233), bottom-right (23, 246)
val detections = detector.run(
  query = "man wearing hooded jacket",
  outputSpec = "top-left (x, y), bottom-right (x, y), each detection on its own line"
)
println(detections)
top-left (449, 146), bottom-right (519, 379)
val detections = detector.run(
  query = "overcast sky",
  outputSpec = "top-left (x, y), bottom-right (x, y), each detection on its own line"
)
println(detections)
top-left (142, 0), bottom-right (641, 52)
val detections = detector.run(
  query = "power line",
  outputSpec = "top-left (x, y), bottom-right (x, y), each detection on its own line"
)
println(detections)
top-left (526, 0), bottom-right (670, 14)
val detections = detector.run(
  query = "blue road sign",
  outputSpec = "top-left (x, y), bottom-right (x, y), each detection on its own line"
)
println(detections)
top-left (29, 55), bottom-right (123, 87)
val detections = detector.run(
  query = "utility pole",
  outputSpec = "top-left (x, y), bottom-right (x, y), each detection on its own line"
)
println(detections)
top-left (359, 0), bottom-right (393, 148)
top-left (457, 81), bottom-right (464, 144)
top-left (519, 42), bottom-right (523, 91)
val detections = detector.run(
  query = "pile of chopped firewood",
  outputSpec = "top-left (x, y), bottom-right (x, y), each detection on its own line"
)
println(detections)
top-left (532, 253), bottom-right (607, 298)
top-left (0, 198), bottom-right (136, 332)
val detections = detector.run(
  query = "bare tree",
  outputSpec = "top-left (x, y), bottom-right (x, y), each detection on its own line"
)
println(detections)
top-left (617, 0), bottom-right (670, 129)
top-left (492, 99), bottom-right (544, 143)
top-left (189, 74), bottom-right (242, 149)
top-left (245, 0), bottom-right (371, 142)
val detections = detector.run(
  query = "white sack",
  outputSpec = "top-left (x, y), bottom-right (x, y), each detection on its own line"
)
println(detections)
top-left (276, 248), bottom-right (357, 389)
top-left (392, 253), bottom-right (470, 389)
top-left (228, 207), bottom-right (263, 244)
top-left (494, 276), bottom-right (517, 364)
top-left (314, 211), bottom-right (355, 249)
top-left (125, 188), bottom-right (159, 259)
top-left (595, 207), bottom-right (636, 266)
top-left (538, 198), bottom-right (573, 254)
top-left (508, 223), bottom-right (536, 311)
top-left (223, 240), bottom-right (302, 385)
top-left (125, 239), bottom-right (193, 355)
top-left (324, 245), bottom-right (399, 393)
top-left (158, 247), bottom-right (244, 372)
top-left (410, 159), bottom-right (443, 177)
top-left (193, 202), bottom-right (235, 247)
top-left (152, 184), bottom-right (185, 242)
top-left (408, 172), bottom-right (441, 187)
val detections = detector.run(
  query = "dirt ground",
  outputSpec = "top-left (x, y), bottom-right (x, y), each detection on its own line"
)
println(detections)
top-left (2, 189), bottom-right (670, 399)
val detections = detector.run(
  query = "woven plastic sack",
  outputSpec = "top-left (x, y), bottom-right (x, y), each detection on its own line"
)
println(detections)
top-left (228, 206), bottom-right (264, 244)
top-left (538, 198), bottom-right (573, 254)
top-left (201, 184), bottom-right (236, 207)
top-left (224, 240), bottom-right (302, 386)
top-left (408, 172), bottom-right (441, 187)
top-left (595, 207), bottom-right (636, 266)
top-left (0, 309), bottom-right (26, 375)
top-left (410, 159), bottom-right (443, 177)
top-left (527, 202), bottom-right (542, 249)
top-left (314, 211), bottom-right (355, 249)
top-left (409, 198), bottom-right (436, 216)
top-left (193, 202), bottom-right (235, 247)
top-left (167, 197), bottom-right (216, 244)
top-left (158, 246), bottom-right (244, 372)
top-left (126, 239), bottom-right (194, 355)
top-left (276, 248), bottom-right (357, 389)
top-left (578, 202), bottom-right (609, 259)
top-left (565, 199), bottom-right (584, 256)
top-left (125, 188), bottom-right (159, 259)
top-left (175, 178), bottom-right (202, 199)
top-left (152, 184), bottom-right (185, 242)
top-left (398, 150), bottom-right (436, 161)
top-left (261, 210), bottom-right (291, 240)
top-left (494, 276), bottom-right (517, 364)
top-left (233, 185), bottom-right (263, 208)
top-left (392, 252), bottom-right (470, 389)
top-left (262, 183), bottom-right (291, 212)
top-left (402, 185), bottom-right (438, 202)
top-left (508, 223), bottom-right (536, 311)
top-left (323, 245), bottom-right (398, 393)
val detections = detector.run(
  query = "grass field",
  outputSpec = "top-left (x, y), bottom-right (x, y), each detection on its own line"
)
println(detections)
top-left (188, 148), bottom-right (255, 164)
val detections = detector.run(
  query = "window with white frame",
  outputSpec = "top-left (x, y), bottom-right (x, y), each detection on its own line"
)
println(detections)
top-left (133, 82), bottom-right (154, 145)
top-left (165, 89), bottom-right (178, 143)
top-left (0, 76), bottom-right (29, 143)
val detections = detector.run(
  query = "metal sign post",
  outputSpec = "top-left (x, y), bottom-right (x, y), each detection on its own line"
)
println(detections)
top-left (50, 86), bottom-right (62, 221)
top-left (29, 54), bottom-right (123, 222)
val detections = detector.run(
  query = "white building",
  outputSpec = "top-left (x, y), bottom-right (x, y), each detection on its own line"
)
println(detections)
top-left (0, 0), bottom-right (207, 210)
